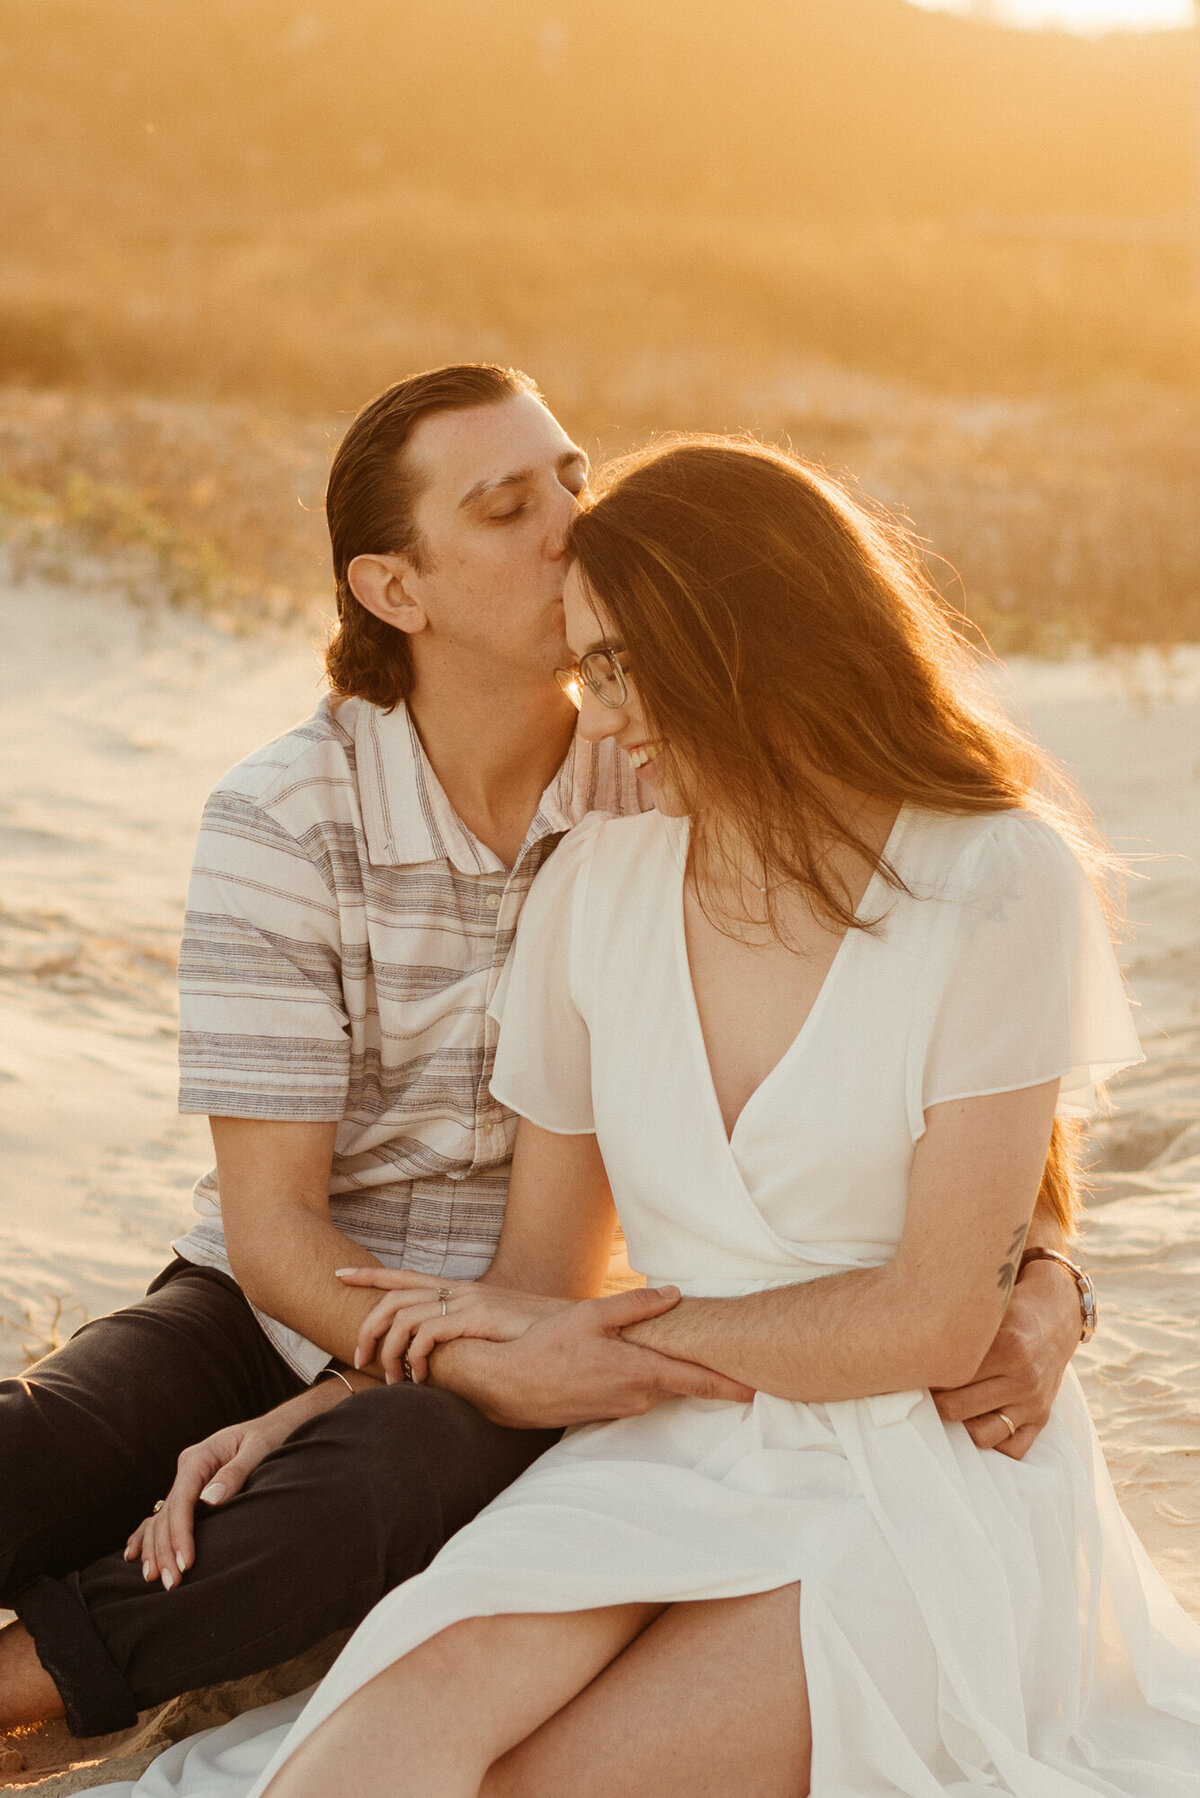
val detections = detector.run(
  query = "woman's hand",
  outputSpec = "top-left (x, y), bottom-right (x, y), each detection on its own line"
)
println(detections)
top-left (337, 1267), bottom-right (574, 1384)
top-left (124, 1379), bottom-right (350, 1588)
top-left (931, 1254), bottom-right (1082, 1458)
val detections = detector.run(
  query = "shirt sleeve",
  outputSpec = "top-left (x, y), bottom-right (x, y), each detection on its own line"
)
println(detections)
top-left (488, 815), bottom-right (603, 1134)
top-left (919, 811), bottom-right (1143, 1127)
top-left (178, 786), bottom-right (351, 1120)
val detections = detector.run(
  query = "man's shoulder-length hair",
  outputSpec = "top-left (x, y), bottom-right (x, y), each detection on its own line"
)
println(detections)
top-left (325, 364), bottom-right (540, 712)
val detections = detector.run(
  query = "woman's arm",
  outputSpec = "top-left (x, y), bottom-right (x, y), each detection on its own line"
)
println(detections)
top-left (620, 1080), bottom-right (1061, 1401)
top-left (930, 1189), bottom-right (1081, 1457)
top-left (484, 1115), bottom-right (621, 1296)
top-left (340, 1121), bottom-right (620, 1376)
top-left (341, 1119), bottom-right (755, 1417)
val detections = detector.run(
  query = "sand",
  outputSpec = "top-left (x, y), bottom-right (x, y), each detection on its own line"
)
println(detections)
top-left (1, 576), bottom-right (1198, 1782)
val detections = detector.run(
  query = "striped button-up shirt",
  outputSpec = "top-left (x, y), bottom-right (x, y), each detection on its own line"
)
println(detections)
top-left (174, 694), bottom-right (637, 1377)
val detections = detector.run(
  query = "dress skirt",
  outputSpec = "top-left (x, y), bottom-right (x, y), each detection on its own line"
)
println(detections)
top-left (93, 1365), bottom-right (1200, 1798)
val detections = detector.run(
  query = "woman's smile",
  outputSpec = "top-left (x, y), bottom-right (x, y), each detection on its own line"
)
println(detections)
top-left (626, 739), bottom-right (665, 774)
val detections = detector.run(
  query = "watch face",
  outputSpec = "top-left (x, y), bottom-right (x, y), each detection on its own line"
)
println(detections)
top-left (1078, 1275), bottom-right (1097, 1344)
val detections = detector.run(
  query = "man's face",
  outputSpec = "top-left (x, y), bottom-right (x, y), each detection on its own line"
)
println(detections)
top-left (400, 391), bottom-right (588, 684)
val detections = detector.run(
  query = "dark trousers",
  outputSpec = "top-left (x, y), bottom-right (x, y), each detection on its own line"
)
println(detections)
top-left (0, 1259), bottom-right (559, 1736)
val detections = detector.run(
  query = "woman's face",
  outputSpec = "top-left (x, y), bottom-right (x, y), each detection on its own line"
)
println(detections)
top-left (561, 565), bottom-right (688, 817)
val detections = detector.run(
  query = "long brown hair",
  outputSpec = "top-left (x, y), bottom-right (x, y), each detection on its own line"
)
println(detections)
top-left (324, 364), bottom-right (540, 710)
top-left (568, 435), bottom-right (1112, 1235)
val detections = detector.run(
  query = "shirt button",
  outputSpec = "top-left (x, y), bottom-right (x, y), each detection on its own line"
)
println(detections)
top-left (485, 894), bottom-right (502, 911)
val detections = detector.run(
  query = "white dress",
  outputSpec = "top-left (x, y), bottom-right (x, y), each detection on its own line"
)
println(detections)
top-left (95, 805), bottom-right (1200, 1798)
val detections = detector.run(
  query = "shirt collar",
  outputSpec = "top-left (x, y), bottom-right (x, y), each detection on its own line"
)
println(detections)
top-left (349, 698), bottom-right (637, 874)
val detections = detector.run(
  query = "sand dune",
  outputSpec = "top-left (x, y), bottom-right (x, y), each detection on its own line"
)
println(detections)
top-left (0, 577), bottom-right (325, 1359)
top-left (990, 649), bottom-right (1200, 1617)
top-left (1, 581), bottom-right (1198, 1764)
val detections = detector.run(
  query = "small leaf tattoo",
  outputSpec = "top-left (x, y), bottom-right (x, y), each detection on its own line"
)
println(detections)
top-left (996, 1222), bottom-right (1029, 1299)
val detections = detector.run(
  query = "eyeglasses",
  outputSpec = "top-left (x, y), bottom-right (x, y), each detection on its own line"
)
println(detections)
top-left (554, 647), bottom-right (629, 712)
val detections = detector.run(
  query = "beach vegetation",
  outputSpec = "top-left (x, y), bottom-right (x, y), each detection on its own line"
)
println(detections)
top-left (0, 0), bottom-right (1194, 650)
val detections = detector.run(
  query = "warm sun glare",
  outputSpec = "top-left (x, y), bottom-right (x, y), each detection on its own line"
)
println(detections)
top-left (911, 0), bottom-right (1193, 30)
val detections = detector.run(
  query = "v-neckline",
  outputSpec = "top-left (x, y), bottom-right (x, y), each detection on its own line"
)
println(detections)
top-left (672, 807), bottom-right (908, 1148)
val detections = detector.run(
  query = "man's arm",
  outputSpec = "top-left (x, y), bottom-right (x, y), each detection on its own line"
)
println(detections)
top-left (214, 1113), bottom-right (749, 1423)
top-left (212, 1116), bottom-right (398, 1370)
top-left (619, 1082), bottom-right (1064, 1402)
top-left (423, 1120), bottom-right (755, 1427)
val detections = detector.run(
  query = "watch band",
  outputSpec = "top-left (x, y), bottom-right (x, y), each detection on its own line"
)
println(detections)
top-left (1019, 1247), bottom-right (1097, 1344)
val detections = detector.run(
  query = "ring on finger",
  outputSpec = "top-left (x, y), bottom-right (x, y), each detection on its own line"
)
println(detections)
top-left (996, 1410), bottom-right (1017, 1438)
top-left (152, 1499), bottom-right (165, 1514)
top-left (437, 1286), bottom-right (451, 1317)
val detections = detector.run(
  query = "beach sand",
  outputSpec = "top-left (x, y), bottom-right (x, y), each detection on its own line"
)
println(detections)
top-left (1, 577), bottom-right (1198, 1784)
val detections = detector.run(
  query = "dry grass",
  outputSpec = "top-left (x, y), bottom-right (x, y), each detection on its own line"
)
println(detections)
top-left (0, 1293), bottom-right (89, 1369)
top-left (1, 365), bottom-right (1196, 652)
top-left (3, 201), bottom-right (1197, 413)
top-left (0, 2), bottom-right (1193, 646)
top-left (0, 390), bottom-right (333, 620)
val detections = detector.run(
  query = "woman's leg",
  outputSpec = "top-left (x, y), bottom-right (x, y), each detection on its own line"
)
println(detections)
top-left (482, 1585), bottom-right (809, 1798)
top-left (263, 1602), bottom-right (663, 1798)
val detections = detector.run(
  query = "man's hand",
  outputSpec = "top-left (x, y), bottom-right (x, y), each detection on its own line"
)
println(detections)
top-left (931, 1257), bottom-right (1081, 1458)
top-left (123, 1378), bottom-right (357, 1588)
top-left (429, 1286), bottom-right (755, 1429)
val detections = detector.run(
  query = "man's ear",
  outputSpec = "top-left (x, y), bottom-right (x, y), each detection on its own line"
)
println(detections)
top-left (347, 554), bottom-right (428, 637)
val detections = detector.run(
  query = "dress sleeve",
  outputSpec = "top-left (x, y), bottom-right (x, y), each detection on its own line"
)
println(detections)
top-left (488, 815), bottom-right (603, 1134)
top-left (919, 812), bottom-right (1143, 1127)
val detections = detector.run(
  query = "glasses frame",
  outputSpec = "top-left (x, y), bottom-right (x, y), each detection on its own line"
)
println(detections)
top-left (555, 647), bottom-right (629, 712)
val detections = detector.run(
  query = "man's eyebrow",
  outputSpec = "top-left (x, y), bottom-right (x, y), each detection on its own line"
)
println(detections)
top-left (458, 447), bottom-right (588, 511)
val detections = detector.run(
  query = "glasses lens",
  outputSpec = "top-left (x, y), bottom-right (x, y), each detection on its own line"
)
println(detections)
top-left (582, 651), bottom-right (628, 709)
top-left (555, 669), bottom-right (584, 711)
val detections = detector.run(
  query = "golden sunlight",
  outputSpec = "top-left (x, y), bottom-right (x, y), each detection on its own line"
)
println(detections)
top-left (912, 0), bottom-right (1193, 27)
top-left (3, 1), bottom-right (1200, 1789)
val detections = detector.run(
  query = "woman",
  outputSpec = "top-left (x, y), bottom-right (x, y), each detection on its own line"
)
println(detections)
top-left (98, 440), bottom-right (1200, 1796)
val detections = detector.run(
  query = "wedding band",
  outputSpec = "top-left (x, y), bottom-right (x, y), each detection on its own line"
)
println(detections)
top-left (153, 1499), bottom-right (165, 1513)
top-left (401, 1352), bottom-right (414, 1382)
top-left (997, 1411), bottom-right (1017, 1438)
top-left (437, 1287), bottom-right (451, 1316)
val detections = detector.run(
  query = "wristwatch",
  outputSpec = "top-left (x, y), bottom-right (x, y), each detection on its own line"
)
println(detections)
top-left (1019, 1247), bottom-right (1097, 1344)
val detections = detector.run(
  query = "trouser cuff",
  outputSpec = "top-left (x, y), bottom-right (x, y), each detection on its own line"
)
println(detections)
top-left (14, 1573), bottom-right (140, 1736)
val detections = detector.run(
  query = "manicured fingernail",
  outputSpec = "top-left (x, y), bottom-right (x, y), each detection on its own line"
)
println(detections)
top-left (335, 1268), bottom-right (356, 1277)
top-left (124, 1545), bottom-right (135, 1561)
top-left (353, 1347), bottom-right (362, 1369)
top-left (176, 1551), bottom-right (187, 1573)
top-left (200, 1482), bottom-right (225, 1505)
top-left (142, 1561), bottom-right (151, 1581)
top-left (655, 1285), bottom-right (680, 1298)
top-left (161, 1567), bottom-right (175, 1591)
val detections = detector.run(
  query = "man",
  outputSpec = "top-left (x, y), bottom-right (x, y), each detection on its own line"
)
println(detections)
top-left (0, 365), bottom-right (1086, 1739)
